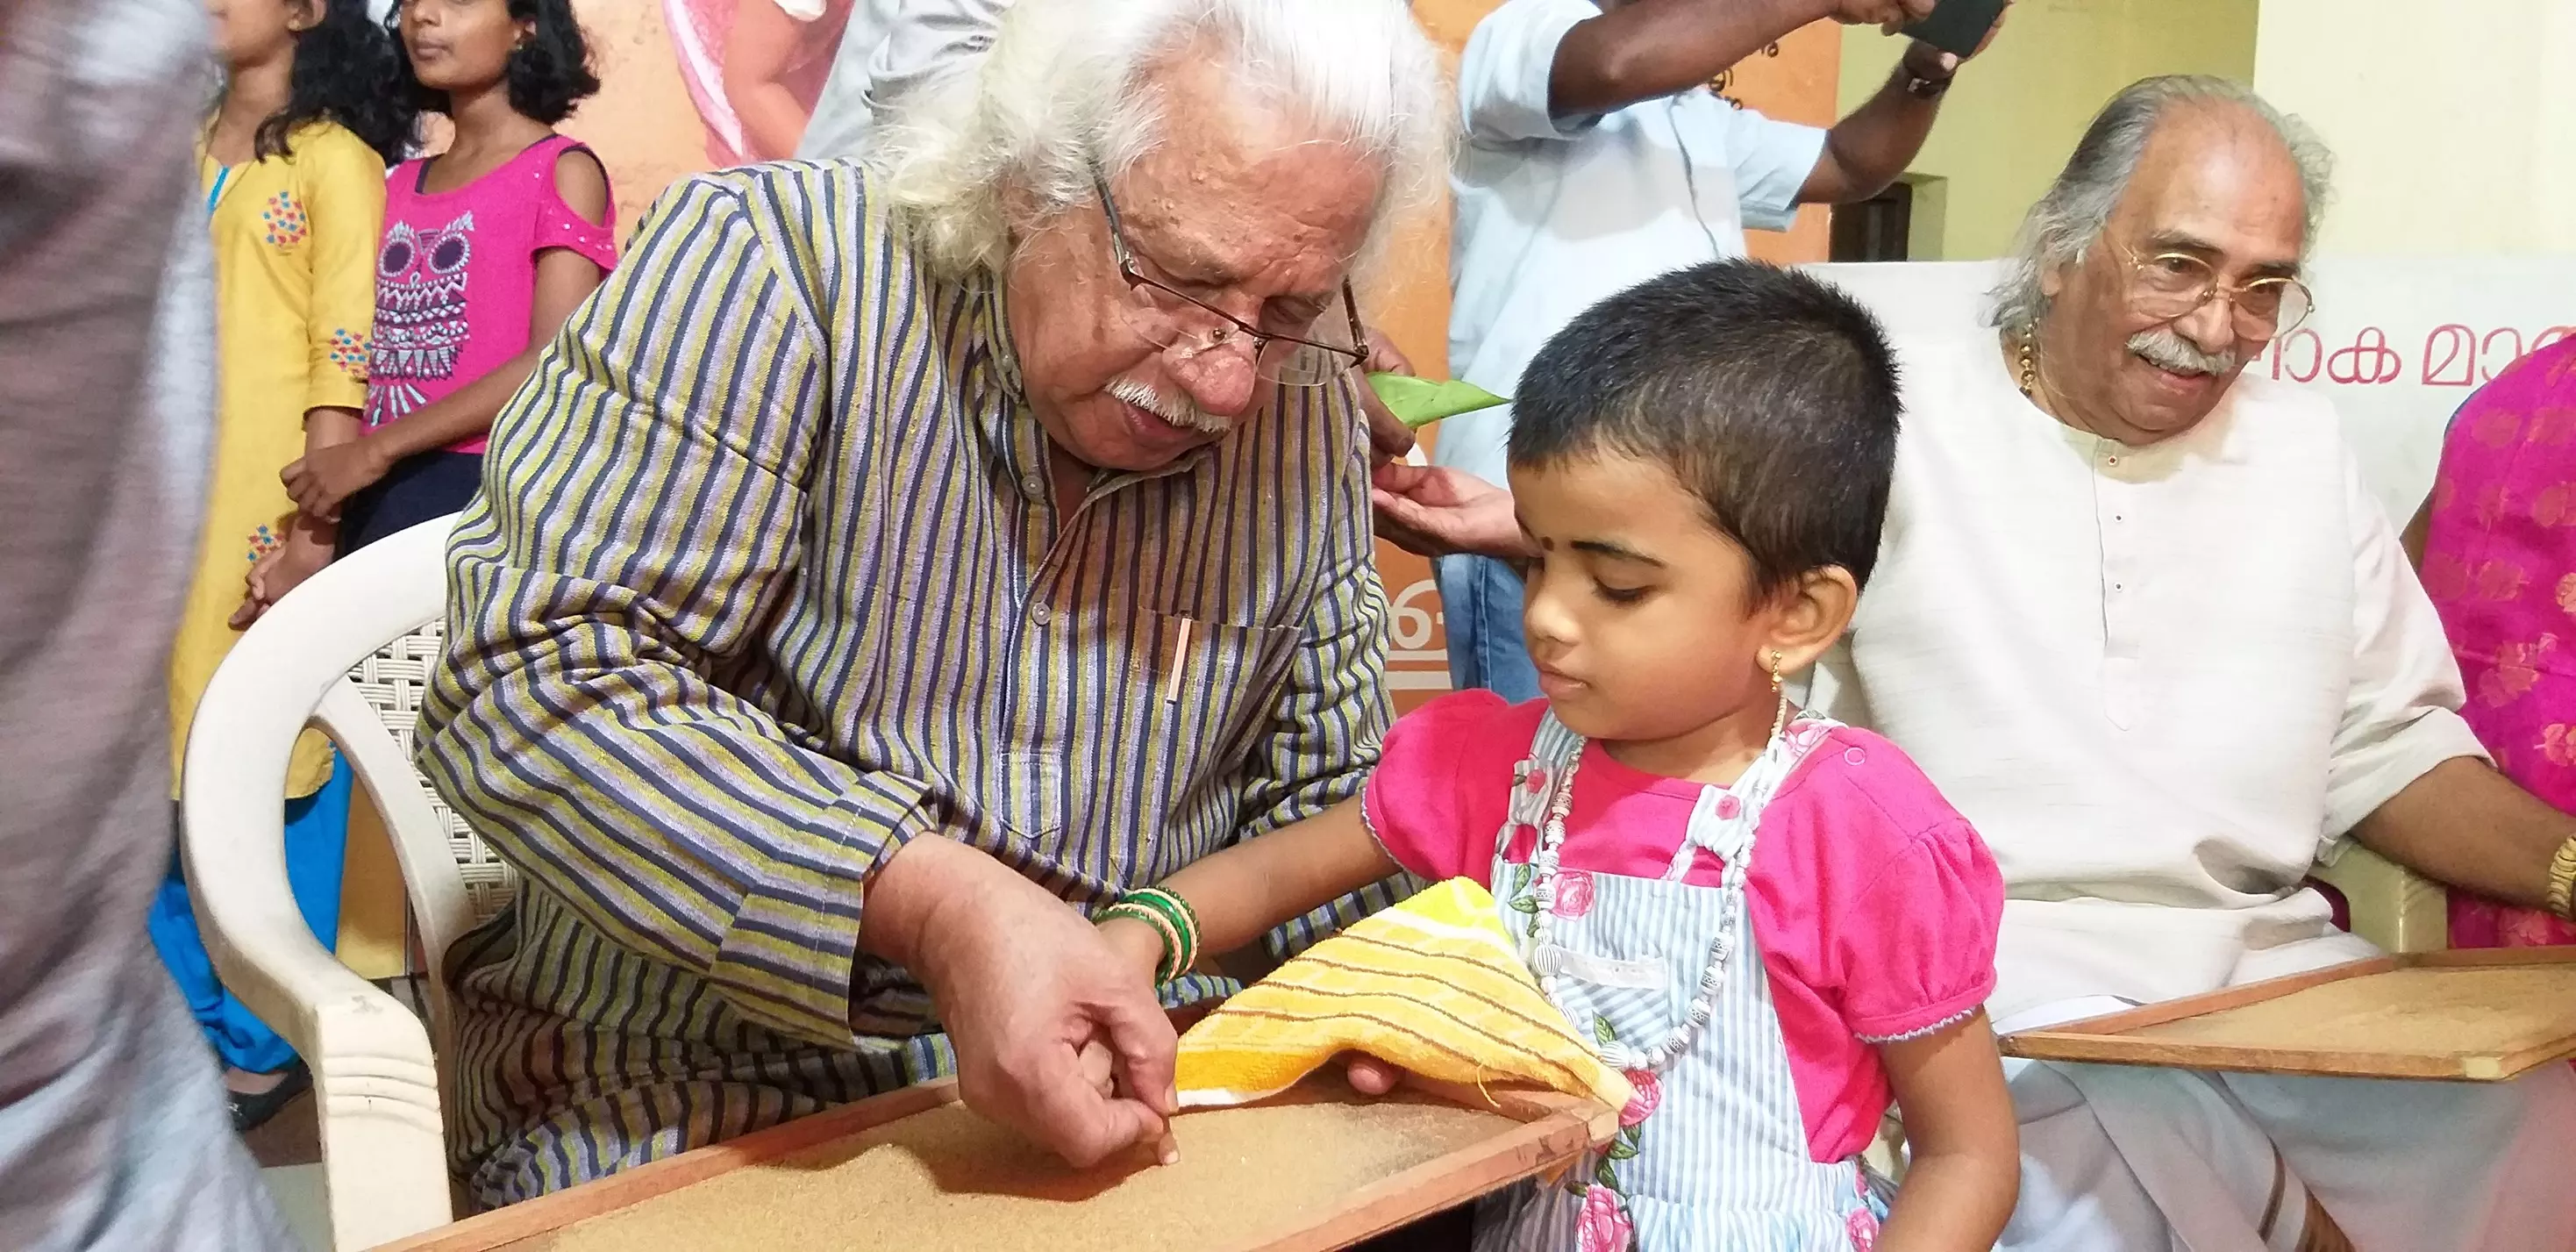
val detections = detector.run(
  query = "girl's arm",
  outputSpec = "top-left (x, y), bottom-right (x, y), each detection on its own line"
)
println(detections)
top-left (724, 0), bottom-right (827, 161)
top-left (1873, 1011), bottom-right (2019, 1251)
top-left (1099, 799), bottom-right (1403, 980)
top-left (285, 148), bottom-right (612, 519)
top-left (239, 134), bottom-right (384, 619)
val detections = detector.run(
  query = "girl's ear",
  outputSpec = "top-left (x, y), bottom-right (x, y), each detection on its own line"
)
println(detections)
top-left (286, 0), bottom-right (323, 33)
top-left (1762, 565), bottom-right (1859, 677)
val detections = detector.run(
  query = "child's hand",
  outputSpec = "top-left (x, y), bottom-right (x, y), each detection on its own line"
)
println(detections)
top-left (282, 438), bottom-right (394, 522)
top-left (1096, 914), bottom-right (1170, 986)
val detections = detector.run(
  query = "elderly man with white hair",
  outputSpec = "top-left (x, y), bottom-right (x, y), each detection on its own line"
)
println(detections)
top-left (417, 0), bottom-right (1444, 1206)
top-left (1379, 75), bottom-right (2576, 1249)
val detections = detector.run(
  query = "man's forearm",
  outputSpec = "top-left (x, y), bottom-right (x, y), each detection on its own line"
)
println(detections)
top-left (2351, 755), bottom-right (2575, 912)
top-left (1550, 0), bottom-right (1835, 118)
top-left (1810, 61), bottom-right (1944, 203)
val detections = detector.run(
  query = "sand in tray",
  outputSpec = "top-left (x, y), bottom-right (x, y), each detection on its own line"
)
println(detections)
top-left (526, 1083), bottom-right (1519, 1251)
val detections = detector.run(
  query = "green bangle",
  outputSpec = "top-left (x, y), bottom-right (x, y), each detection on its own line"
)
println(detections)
top-left (1103, 901), bottom-right (1186, 984)
top-left (1124, 887), bottom-right (1201, 969)
top-left (1114, 887), bottom-right (1202, 984)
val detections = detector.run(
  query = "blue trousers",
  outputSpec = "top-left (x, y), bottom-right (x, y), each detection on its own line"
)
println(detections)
top-left (1434, 554), bottom-right (1541, 704)
top-left (146, 755), bottom-right (353, 1075)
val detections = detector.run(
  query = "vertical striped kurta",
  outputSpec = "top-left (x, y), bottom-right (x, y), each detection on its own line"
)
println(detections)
top-left (417, 160), bottom-right (1402, 1205)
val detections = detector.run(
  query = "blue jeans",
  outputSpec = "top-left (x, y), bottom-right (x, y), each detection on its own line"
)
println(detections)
top-left (1435, 554), bottom-right (1540, 703)
top-left (146, 755), bottom-right (353, 1075)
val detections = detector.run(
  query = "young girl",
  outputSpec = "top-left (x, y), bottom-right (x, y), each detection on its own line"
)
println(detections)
top-left (1103, 262), bottom-right (2019, 1250)
top-left (279, 0), bottom-right (616, 551)
top-left (154, 0), bottom-right (410, 1130)
top-left (2406, 335), bottom-right (2576, 948)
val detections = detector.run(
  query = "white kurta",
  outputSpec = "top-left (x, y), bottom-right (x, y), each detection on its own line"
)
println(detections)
top-left (1811, 333), bottom-right (2576, 1252)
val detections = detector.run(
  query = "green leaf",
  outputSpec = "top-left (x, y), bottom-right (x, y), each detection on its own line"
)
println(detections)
top-left (1619, 1123), bottom-right (1644, 1151)
top-left (1594, 1159), bottom-right (1622, 1191)
top-left (1604, 1138), bottom-right (1638, 1161)
top-left (1510, 862), bottom-right (1533, 893)
top-left (1592, 1014), bottom-right (1617, 1045)
top-left (1366, 373), bottom-right (1509, 429)
top-left (1509, 894), bottom-right (1539, 913)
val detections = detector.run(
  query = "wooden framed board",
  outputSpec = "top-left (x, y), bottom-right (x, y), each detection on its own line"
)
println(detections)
top-left (374, 1075), bottom-right (1617, 1252)
top-left (2000, 946), bottom-right (2576, 1082)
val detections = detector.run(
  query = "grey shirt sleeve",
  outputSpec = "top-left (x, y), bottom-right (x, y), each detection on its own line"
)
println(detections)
top-left (796, 0), bottom-right (1017, 159)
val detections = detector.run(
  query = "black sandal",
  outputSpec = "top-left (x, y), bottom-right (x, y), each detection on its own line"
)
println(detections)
top-left (229, 1059), bottom-right (311, 1134)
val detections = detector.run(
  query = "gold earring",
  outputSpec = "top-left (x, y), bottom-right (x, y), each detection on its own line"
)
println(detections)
top-left (1767, 650), bottom-right (1790, 742)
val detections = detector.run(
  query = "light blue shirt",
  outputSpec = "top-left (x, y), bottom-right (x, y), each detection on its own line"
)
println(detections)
top-left (1438, 0), bottom-right (1828, 490)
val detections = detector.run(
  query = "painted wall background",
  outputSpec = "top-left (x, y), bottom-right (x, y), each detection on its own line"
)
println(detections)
top-left (1835, 0), bottom-right (2258, 261)
top-left (2252, 0), bottom-right (2576, 258)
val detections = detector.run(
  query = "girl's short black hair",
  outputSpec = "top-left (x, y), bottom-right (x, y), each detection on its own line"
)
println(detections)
top-left (1507, 260), bottom-right (1903, 597)
top-left (253, 0), bottom-right (417, 165)
top-left (393, 0), bottom-right (600, 125)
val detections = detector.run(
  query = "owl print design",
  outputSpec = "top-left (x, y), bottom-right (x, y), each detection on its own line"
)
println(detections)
top-left (369, 211), bottom-right (475, 428)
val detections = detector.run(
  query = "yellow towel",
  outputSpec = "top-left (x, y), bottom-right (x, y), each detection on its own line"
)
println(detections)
top-left (1174, 878), bottom-right (1633, 1114)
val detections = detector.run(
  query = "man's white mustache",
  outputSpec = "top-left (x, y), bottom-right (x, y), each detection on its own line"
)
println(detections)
top-left (2128, 327), bottom-right (2240, 376)
top-left (1110, 378), bottom-right (1232, 435)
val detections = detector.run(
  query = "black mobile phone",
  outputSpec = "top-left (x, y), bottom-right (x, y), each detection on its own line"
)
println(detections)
top-left (1901, 0), bottom-right (2009, 60)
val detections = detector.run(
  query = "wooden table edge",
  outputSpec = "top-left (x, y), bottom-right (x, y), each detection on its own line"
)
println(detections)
top-left (371, 1079), bottom-right (966, 1252)
top-left (1995, 946), bottom-right (2576, 1083)
top-left (372, 1077), bottom-right (1619, 1252)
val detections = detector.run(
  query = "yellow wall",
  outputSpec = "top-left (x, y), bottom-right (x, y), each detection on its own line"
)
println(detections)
top-left (1837, 0), bottom-right (2258, 261)
top-left (2253, 0), bottom-right (2576, 256)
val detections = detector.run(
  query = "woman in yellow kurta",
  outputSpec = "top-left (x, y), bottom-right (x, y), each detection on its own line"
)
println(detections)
top-left (146, 0), bottom-right (410, 1132)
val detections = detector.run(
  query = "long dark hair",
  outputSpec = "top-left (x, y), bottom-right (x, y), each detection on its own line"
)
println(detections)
top-left (252, 0), bottom-right (417, 164)
top-left (393, 0), bottom-right (600, 125)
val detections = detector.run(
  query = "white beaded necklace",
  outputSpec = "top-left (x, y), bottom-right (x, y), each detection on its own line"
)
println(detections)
top-left (1526, 702), bottom-right (1797, 1075)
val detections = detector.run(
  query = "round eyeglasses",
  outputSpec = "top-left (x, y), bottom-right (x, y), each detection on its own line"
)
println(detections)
top-left (2112, 241), bottom-right (2315, 340)
top-left (1093, 172), bottom-right (1368, 387)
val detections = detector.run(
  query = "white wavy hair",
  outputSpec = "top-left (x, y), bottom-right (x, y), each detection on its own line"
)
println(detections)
top-left (1990, 75), bottom-right (2334, 334)
top-left (869, 0), bottom-right (1449, 280)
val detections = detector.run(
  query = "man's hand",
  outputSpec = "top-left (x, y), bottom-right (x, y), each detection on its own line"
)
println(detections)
top-left (282, 437), bottom-right (394, 522)
top-left (866, 839), bottom-right (1180, 1170)
top-left (1371, 461), bottom-right (1529, 560)
top-left (1355, 325), bottom-right (1416, 470)
top-left (1830, 0), bottom-right (1935, 30)
top-left (1897, 1), bottom-right (2006, 75)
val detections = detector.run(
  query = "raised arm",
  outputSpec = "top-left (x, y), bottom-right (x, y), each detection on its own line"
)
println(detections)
top-left (1797, 39), bottom-right (1955, 204)
top-left (1545, 0), bottom-right (1916, 120)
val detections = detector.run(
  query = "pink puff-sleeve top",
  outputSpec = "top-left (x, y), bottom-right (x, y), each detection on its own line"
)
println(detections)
top-left (1363, 690), bottom-right (2006, 1163)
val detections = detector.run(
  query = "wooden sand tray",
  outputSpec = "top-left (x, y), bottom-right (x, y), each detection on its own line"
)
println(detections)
top-left (2000, 946), bottom-right (2576, 1082)
top-left (375, 1076), bottom-right (1617, 1252)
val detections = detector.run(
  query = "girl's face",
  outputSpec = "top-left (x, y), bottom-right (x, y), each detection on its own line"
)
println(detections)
top-left (1509, 451), bottom-right (1850, 761)
top-left (206, 0), bottom-right (314, 68)
top-left (400, 0), bottom-right (528, 92)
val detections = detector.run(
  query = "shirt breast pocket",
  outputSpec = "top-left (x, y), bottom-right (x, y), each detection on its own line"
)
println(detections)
top-left (1121, 610), bottom-right (1301, 862)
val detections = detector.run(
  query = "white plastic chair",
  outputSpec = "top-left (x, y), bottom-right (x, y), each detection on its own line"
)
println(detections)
top-left (182, 513), bottom-right (493, 1250)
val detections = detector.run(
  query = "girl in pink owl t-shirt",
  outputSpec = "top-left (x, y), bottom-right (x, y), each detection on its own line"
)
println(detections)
top-left (281, 0), bottom-right (617, 554)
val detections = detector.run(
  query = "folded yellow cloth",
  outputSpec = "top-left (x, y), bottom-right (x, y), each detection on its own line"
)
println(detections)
top-left (1174, 878), bottom-right (1633, 1113)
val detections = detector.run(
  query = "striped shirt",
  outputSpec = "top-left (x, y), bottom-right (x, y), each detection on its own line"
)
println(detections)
top-left (418, 161), bottom-right (1402, 1205)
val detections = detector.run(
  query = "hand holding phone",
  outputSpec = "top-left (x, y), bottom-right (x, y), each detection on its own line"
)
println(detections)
top-left (1900, 0), bottom-right (2010, 59)
top-left (1829, 0), bottom-right (1936, 27)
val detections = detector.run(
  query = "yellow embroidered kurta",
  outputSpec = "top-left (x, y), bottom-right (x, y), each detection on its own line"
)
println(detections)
top-left (169, 122), bottom-right (383, 795)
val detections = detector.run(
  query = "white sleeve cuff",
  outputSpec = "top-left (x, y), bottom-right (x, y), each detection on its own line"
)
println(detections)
top-left (2319, 706), bottom-right (2490, 857)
